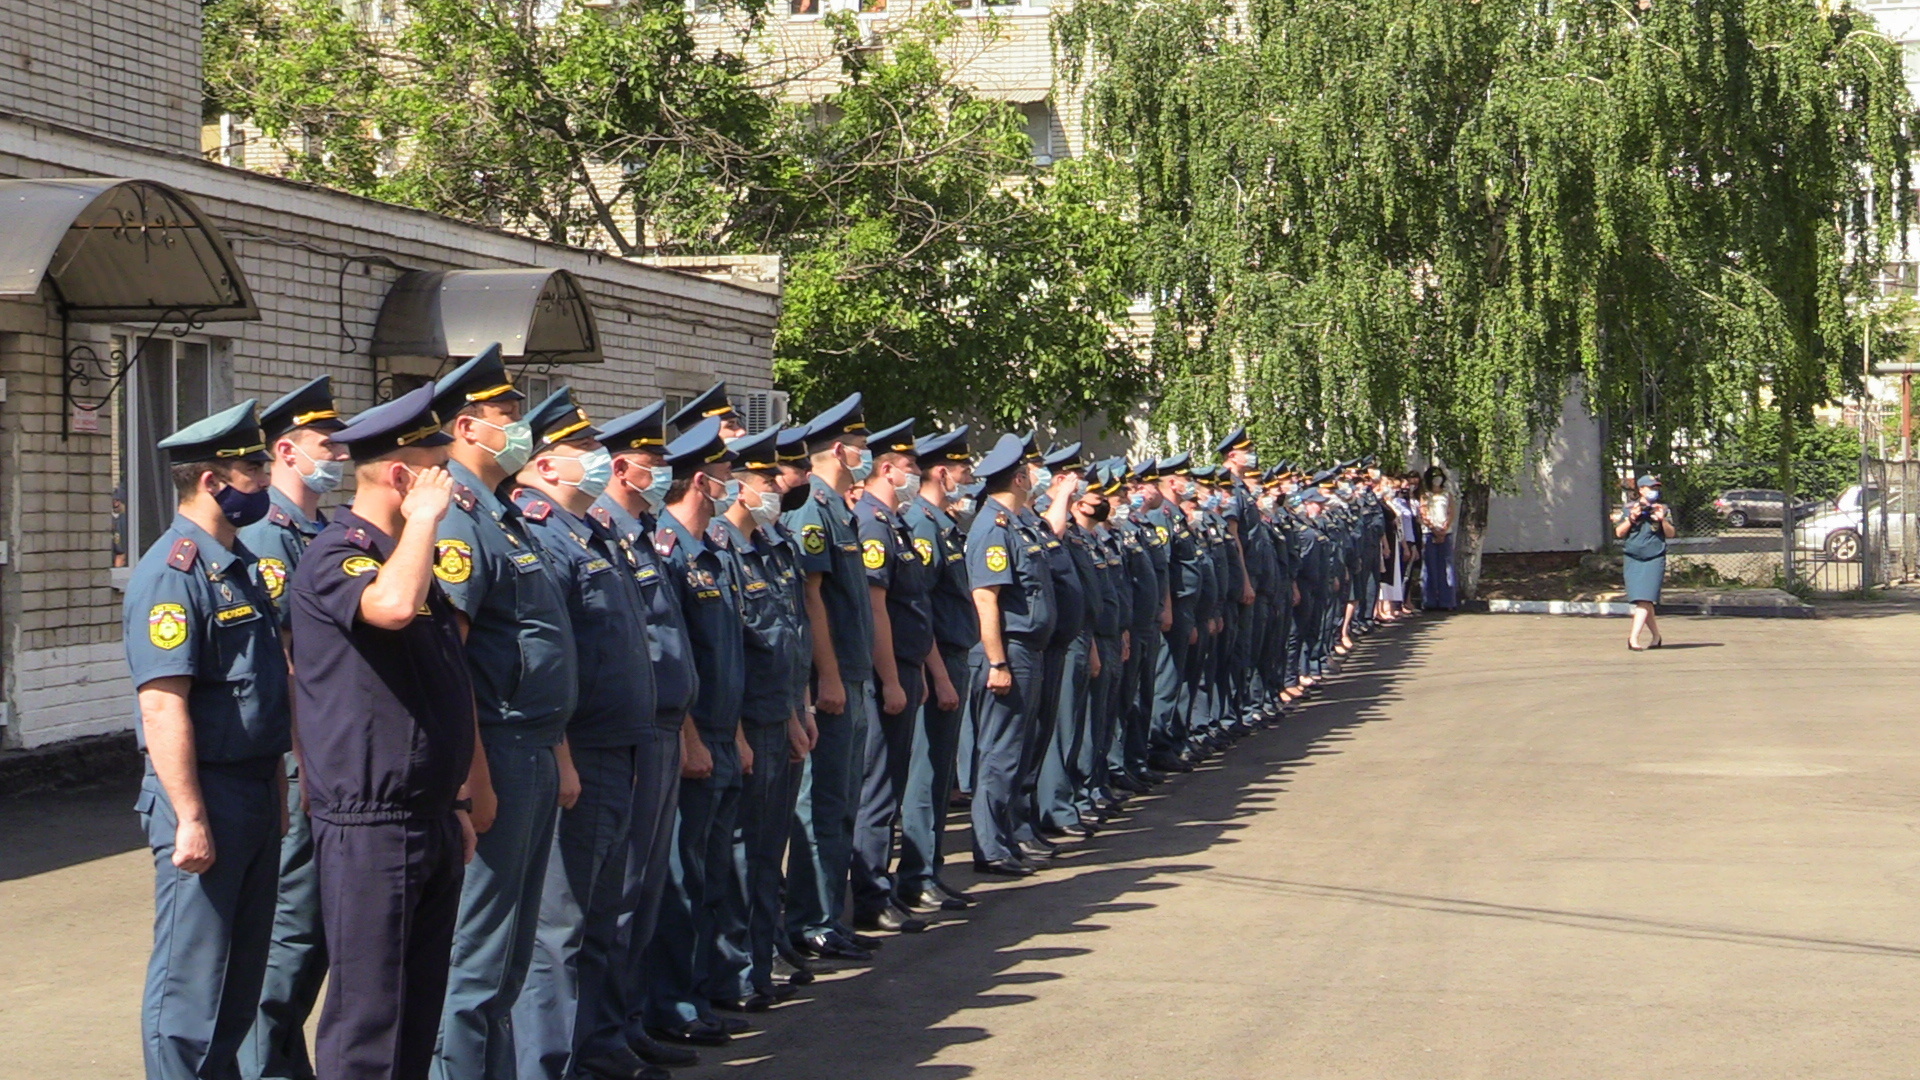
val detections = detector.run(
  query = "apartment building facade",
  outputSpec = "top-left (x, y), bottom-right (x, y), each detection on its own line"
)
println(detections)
top-left (0, 0), bottom-right (780, 749)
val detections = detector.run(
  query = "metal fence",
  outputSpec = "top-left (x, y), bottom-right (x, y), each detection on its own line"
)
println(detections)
top-left (1620, 459), bottom-right (1920, 596)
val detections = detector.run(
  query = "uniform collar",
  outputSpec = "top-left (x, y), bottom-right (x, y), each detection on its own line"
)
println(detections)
top-left (448, 460), bottom-right (507, 514)
top-left (661, 507), bottom-right (714, 555)
top-left (169, 514), bottom-right (248, 577)
top-left (268, 486), bottom-right (325, 534)
top-left (591, 493), bottom-right (646, 542)
top-left (855, 490), bottom-right (899, 522)
top-left (912, 494), bottom-right (954, 527)
top-left (333, 509), bottom-right (398, 558)
top-left (716, 516), bottom-right (760, 553)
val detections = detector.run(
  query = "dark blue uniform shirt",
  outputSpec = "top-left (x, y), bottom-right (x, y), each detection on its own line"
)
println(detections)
top-left (909, 495), bottom-right (978, 653)
top-left (123, 516), bottom-right (291, 765)
top-left (593, 496), bottom-right (698, 727)
top-left (513, 489), bottom-right (656, 749)
top-left (235, 487), bottom-right (325, 628)
top-left (656, 509), bottom-right (746, 738)
top-left (856, 492), bottom-right (936, 663)
top-left (289, 511), bottom-right (474, 822)
top-left (783, 474), bottom-right (874, 685)
top-left (436, 461), bottom-right (576, 747)
top-left (718, 518), bottom-right (802, 726)
top-left (965, 501), bottom-right (1055, 644)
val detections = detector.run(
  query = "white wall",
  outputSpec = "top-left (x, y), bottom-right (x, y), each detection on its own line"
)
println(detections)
top-left (1484, 385), bottom-right (1605, 553)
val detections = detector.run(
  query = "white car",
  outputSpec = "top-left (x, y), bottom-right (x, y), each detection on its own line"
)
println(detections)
top-left (1798, 484), bottom-right (1905, 561)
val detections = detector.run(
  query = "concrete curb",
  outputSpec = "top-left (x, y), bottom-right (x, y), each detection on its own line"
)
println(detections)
top-left (1463, 598), bottom-right (1816, 619)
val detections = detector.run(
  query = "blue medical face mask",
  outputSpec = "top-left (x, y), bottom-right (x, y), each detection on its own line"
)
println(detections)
top-left (1242, 451), bottom-right (1259, 469)
top-left (293, 444), bottom-right (344, 494)
top-left (1129, 493), bottom-right (1147, 511)
top-left (715, 478), bottom-right (740, 514)
top-left (1032, 465), bottom-right (1053, 492)
top-left (848, 447), bottom-right (874, 483)
top-left (563, 447), bottom-right (611, 500)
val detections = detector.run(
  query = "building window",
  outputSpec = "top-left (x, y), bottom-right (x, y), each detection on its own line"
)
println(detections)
top-left (114, 335), bottom-right (228, 562)
top-left (791, 0), bottom-right (822, 14)
top-left (518, 370), bottom-right (554, 406)
top-left (1023, 100), bottom-right (1057, 164)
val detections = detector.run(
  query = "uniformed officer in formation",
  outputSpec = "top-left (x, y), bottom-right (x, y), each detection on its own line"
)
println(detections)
top-left (240, 375), bottom-right (348, 1080)
top-left (122, 354), bottom-right (1416, 1080)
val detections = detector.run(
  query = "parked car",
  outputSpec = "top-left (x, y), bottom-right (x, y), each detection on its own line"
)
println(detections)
top-left (1711, 488), bottom-right (1820, 528)
top-left (1797, 485), bottom-right (1909, 562)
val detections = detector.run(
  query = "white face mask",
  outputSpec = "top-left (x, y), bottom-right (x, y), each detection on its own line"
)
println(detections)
top-left (894, 469), bottom-right (922, 504)
top-left (293, 443), bottom-right (344, 494)
top-left (747, 485), bottom-right (780, 528)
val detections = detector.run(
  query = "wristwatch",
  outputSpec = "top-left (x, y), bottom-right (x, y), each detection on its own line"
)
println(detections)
top-left (989, 661), bottom-right (1011, 671)
top-left (453, 798), bottom-right (474, 813)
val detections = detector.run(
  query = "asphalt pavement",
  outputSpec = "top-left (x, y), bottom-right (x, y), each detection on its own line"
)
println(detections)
top-left (6, 608), bottom-right (1920, 1078)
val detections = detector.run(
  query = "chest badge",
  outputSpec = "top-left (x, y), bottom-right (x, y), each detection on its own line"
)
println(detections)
top-left (148, 603), bottom-right (188, 650)
top-left (434, 539), bottom-right (474, 584)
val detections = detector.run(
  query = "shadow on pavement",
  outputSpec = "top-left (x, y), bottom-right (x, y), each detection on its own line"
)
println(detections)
top-left (689, 618), bottom-right (1439, 1080)
top-left (0, 780), bottom-right (144, 883)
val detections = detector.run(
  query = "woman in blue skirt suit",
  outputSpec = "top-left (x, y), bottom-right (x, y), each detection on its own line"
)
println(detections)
top-left (1612, 474), bottom-right (1675, 650)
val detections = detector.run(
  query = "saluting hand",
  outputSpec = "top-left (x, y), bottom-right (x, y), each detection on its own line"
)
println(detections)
top-left (402, 465), bottom-right (455, 524)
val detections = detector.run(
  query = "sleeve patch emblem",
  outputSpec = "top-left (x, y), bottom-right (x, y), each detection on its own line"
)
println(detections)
top-left (862, 538), bottom-right (888, 570)
top-left (434, 539), bottom-right (473, 584)
top-left (984, 545), bottom-right (1009, 573)
top-left (802, 523), bottom-right (827, 555)
top-left (914, 537), bottom-right (934, 564)
top-left (148, 603), bottom-right (188, 650)
top-left (258, 557), bottom-right (288, 600)
top-left (342, 555), bottom-right (381, 577)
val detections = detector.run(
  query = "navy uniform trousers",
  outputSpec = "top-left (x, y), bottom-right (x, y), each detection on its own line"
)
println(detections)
top-left (1111, 627), bottom-right (1158, 779)
top-left (643, 736), bottom-right (743, 1028)
top-left (433, 744), bottom-right (559, 1080)
top-left (1151, 604), bottom-right (1196, 753)
top-left (715, 718), bottom-right (798, 999)
top-left (852, 665), bottom-right (927, 916)
top-left (139, 761), bottom-right (282, 1080)
top-left (597, 722), bottom-right (681, 1055)
top-left (1078, 631), bottom-right (1124, 813)
top-left (1037, 631), bottom-right (1093, 831)
top-left (311, 813), bottom-right (464, 1080)
top-left (898, 645), bottom-right (972, 896)
top-left (242, 757), bottom-right (327, 1080)
top-left (513, 745), bottom-right (639, 1080)
top-left (1016, 642), bottom-right (1069, 844)
top-left (969, 640), bottom-right (1042, 863)
top-left (786, 677), bottom-right (873, 940)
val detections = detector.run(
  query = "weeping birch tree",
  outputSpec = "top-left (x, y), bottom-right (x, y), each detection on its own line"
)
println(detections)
top-left (1057, 0), bottom-right (1914, 594)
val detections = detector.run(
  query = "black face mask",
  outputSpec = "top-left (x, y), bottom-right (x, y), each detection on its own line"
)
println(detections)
top-left (215, 483), bottom-right (271, 528)
top-left (1090, 500), bottom-right (1111, 523)
top-left (780, 484), bottom-right (812, 513)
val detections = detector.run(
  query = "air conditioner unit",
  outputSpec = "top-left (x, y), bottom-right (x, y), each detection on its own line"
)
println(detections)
top-left (741, 389), bottom-right (790, 434)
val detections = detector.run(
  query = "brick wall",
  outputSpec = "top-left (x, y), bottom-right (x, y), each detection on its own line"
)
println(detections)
top-left (0, 113), bottom-right (779, 748)
top-left (0, 0), bottom-right (202, 156)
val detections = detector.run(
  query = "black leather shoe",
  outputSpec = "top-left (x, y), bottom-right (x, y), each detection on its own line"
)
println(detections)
top-left (974, 857), bottom-right (1035, 876)
top-left (853, 905), bottom-right (928, 934)
top-left (1148, 752), bottom-right (1191, 773)
top-left (801, 932), bottom-right (871, 962)
top-left (709, 996), bottom-right (751, 1013)
top-left (743, 985), bottom-right (797, 1012)
top-left (930, 880), bottom-right (977, 907)
top-left (628, 1030), bottom-right (699, 1067)
top-left (576, 1047), bottom-right (670, 1080)
top-left (898, 887), bottom-right (944, 913)
top-left (772, 950), bottom-right (815, 986)
top-left (1110, 773), bottom-right (1148, 794)
top-left (646, 1020), bottom-right (730, 1047)
top-left (841, 929), bottom-right (885, 950)
top-left (714, 1015), bottom-right (752, 1035)
top-left (1017, 839), bottom-right (1057, 862)
top-left (1138, 768), bottom-right (1168, 784)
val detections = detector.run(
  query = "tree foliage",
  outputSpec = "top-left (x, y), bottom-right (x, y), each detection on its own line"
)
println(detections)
top-left (204, 0), bottom-right (1147, 429)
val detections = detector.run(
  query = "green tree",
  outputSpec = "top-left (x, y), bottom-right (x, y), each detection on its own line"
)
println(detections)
top-left (1057, 0), bottom-right (1913, 593)
top-left (204, 1), bottom-right (1148, 431)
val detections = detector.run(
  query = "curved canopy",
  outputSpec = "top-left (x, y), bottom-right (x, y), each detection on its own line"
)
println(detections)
top-left (371, 268), bottom-right (603, 364)
top-left (0, 178), bottom-right (259, 323)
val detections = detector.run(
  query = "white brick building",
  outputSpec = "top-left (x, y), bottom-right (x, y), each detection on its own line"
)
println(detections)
top-left (0, 1), bottom-right (780, 749)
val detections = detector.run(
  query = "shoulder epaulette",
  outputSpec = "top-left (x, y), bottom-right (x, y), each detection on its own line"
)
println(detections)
top-left (654, 528), bottom-right (677, 557)
top-left (452, 484), bottom-right (478, 512)
top-left (588, 506), bottom-right (613, 530)
top-left (708, 521), bottom-right (731, 548)
top-left (814, 491), bottom-right (828, 505)
top-left (994, 510), bottom-right (1009, 527)
top-left (522, 499), bottom-right (553, 523)
top-left (267, 504), bottom-right (294, 528)
top-left (166, 538), bottom-right (198, 572)
top-left (343, 526), bottom-right (373, 550)
top-left (873, 509), bottom-right (887, 521)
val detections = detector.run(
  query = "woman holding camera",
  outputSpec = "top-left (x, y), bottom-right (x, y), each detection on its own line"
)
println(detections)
top-left (1613, 474), bottom-right (1675, 650)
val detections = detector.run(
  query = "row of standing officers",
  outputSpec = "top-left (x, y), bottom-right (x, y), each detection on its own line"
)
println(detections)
top-left (121, 344), bottom-right (1400, 1080)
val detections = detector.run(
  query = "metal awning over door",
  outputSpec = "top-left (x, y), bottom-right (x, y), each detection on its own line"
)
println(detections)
top-left (370, 268), bottom-right (602, 364)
